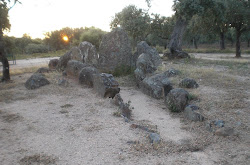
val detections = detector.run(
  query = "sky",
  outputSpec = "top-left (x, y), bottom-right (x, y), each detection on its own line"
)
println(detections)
top-left (6, 0), bottom-right (174, 39)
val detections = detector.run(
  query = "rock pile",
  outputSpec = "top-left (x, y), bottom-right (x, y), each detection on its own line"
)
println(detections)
top-left (25, 73), bottom-right (50, 90)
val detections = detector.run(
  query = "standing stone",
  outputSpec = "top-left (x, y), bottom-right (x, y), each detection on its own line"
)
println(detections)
top-left (134, 42), bottom-right (162, 86)
top-left (137, 41), bottom-right (162, 67)
top-left (48, 59), bottom-right (59, 69)
top-left (141, 73), bottom-right (173, 99)
top-left (165, 88), bottom-right (189, 112)
top-left (79, 41), bottom-right (99, 66)
top-left (93, 73), bottom-right (120, 98)
top-left (98, 28), bottom-right (132, 72)
top-left (79, 66), bottom-right (100, 87)
top-left (66, 60), bottom-right (89, 78)
top-left (57, 47), bottom-right (82, 70)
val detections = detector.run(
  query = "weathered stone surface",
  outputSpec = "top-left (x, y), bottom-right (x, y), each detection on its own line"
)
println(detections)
top-left (165, 88), bottom-right (189, 112)
top-left (179, 78), bottom-right (199, 88)
top-left (215, 127), bottom-right (234, 137)
top-left (25, 73), bottom-right (50, 90)
top-left (57, 47), bottom-right (82, 70)
top-left (149, 133), bottom-right (161, 144)
top-left (164, 68), bottom-right (180, 77)
top-left (137, 41), bottom-right (162, 67)
top-left (184, 105), bottom-right (204, 122)
top-left (214, 120), bottom-right (225, 128)
top-left (93, 73), bottom-right (120, 98)
top-left (98, 28), bottom-right (132, 72)
top-left (66, 60), bottom-right (89, 78)
top-left (206, 120), bottom-right (227, 132)
top-left (140, 73), bottom-right (173, 99)
top-left (48, 59), bottom-right (59, 69)
top-left (111, 94), bottom-right (132, 119)
top-left (112, 93), bottom-right (124, 107)
top-left (36, 67), bottom-right (50, 73)
top-left (78, 41), bottom-right (98, 66)
top-left (70, 47), bottom-right (83, 62)
top-left (79, 66), bottom-right (99, 87)
top-left (58, 78), bottom-right (69, 87)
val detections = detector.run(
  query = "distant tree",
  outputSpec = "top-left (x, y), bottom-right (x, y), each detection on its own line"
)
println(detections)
top-left (110, 5), bottom-right (151, 49)
top-left (184, 15), bottom-right (203, 49)
top-left (148, 14), bottom-right (175, 49)
top-left (0, 0), bottom-right (20, 81)
top-left (225, 0), bottom-right (250, 57)
top-left (3, 35), bottom-right (15, 54)
top-left (242, 31), bottom-right (250, 48)
top-left (225, 27), bottom-right (235, 47)
top-left (79, 27), bottom-right (106, 50)
top-left (14, 33), bottom-right (32, 53)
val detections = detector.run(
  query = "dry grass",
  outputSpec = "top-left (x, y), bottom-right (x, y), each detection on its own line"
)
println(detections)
top-left (0, 64), bottom-right (48, 77)
top-left (19, 154), bottom-right (57, 165)
top-left (15, 49), bottom-right (66, 60)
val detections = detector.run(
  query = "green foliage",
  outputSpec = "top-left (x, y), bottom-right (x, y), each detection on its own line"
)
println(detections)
top-left (79, 27), bottom-right (106, 50)
top-left (113, 65), bottom-right (135, 77)
top-left (187, 93), bottom-right (198, 101)
top-left (14, 34), bottom-right (33, 53)
top-left (0, 2), bottom-right (10, 31)
top-left (146, 15), bottom-right (175, 47)
top-left (110, 5), bottom-right (150, 48)
top-left (25, 43), bottom-right (48, 54)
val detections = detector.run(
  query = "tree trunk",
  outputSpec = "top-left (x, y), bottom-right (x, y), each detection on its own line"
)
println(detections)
top-left (0, 26), bottom-right (10, 82)
top-left (235, 29), bottom-right (241, 58)
top-left (220, 32), bottom-right (225, 50)
top-left (168, 18), bottom-right (190, 59)
top-left (193, 38), bottom-right (198, 49)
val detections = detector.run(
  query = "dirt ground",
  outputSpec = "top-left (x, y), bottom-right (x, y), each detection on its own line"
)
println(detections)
top-left (0, 54), bottom-right (249, 165)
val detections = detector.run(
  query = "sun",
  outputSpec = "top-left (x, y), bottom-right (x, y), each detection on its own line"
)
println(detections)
top-left (63, 35), bottom-right (69, 42)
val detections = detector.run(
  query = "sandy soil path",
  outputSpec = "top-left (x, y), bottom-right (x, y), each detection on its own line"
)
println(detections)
top-left (0, 74), bottom-right (220, 165)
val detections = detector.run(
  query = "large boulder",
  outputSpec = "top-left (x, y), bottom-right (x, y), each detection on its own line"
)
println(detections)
top-left (164, 68), bottom-right (180, 77)
top-left (25, 73), bottom-right (50, 90)
top-left (184, 105), bottom-right (204, 122)
top-left (165, 88), bottom-right (189, 112)
top-left (134, 42), bottom-right (162, 84)
top-left (179, 78), bottom-right (199, 88)
top-left (78, 41), bottom-right (99, 66)
top-left (79, 66), bottom-right (100, 87)
top-left (57, 47), bottom-right (82, 70)
top-left (93, 73), bottom-right (120, 98)
top-left (98, 28), bottom-right (132, 72)
top-left (134, 53), bottom-right (156, 81)
top-left (48, 59), bottom-right (59, 69)
top-left (36, 67), bottom-right (50, 74)
top-left (66, 60), bottom-right (89, 78)
top-left (140, 73), bottom-right (173, 99)
top-left (137, 41), bottom-right (162, 67)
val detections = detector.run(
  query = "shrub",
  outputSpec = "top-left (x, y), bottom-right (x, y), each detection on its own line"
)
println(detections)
top-left (25, 44), bottom-right (48, 54)
top-left (113, 65), bottom-right (135, 77)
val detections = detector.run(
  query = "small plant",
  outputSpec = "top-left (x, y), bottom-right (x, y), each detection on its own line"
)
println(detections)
top-left (187, 93), bottom-right (199, 101)
top-left (113, 65), bottom-right (135, 77)
top-left (113, 111), bottom-right (121, 117)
